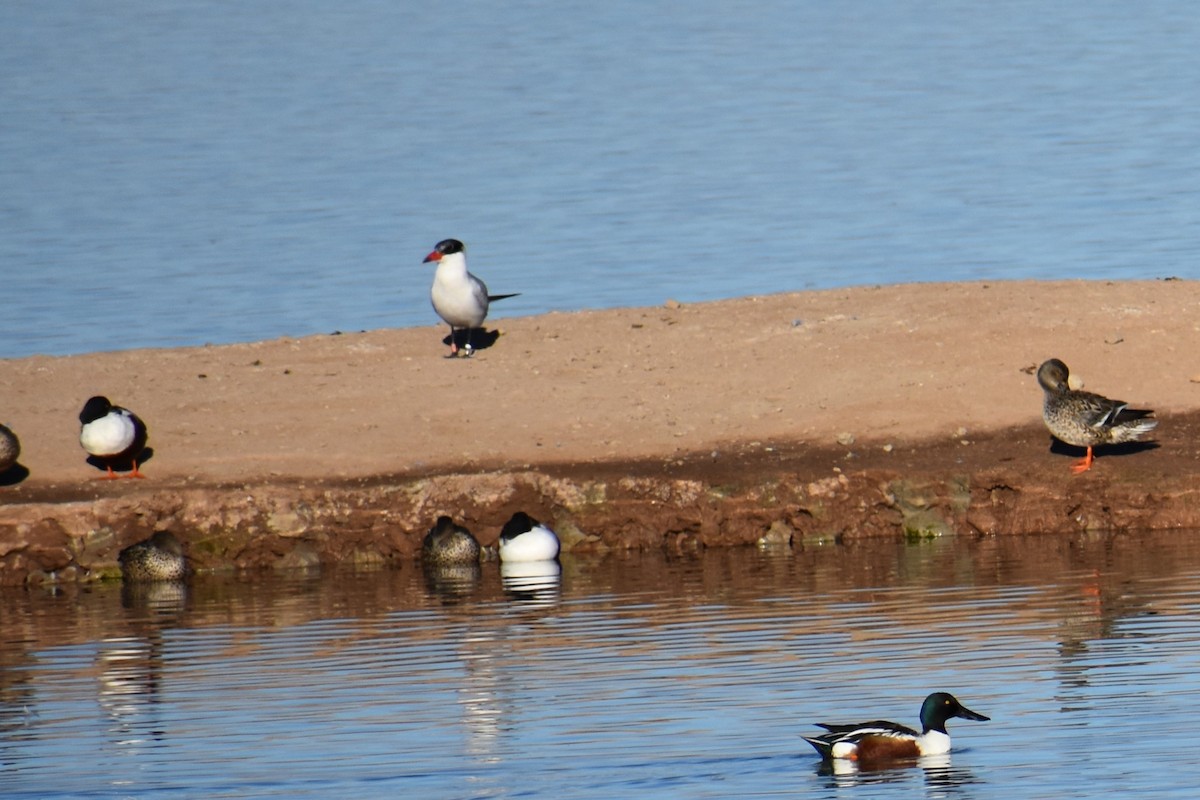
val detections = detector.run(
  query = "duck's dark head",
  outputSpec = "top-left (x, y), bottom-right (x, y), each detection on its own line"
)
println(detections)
top-left (79, 396), bottom-right (114, 425)
top-left (919, 692), bottom-right (989, 734)
top-left (1036, 358), bottom-right (1071, 394)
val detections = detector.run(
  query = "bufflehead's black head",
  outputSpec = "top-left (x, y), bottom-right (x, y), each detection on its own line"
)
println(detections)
top-left (79, 396), bottom-right (114, 425)
top-left (423, 238), bottom-right (466, 263)
top-left (499, 511), bottom-right (540, 541)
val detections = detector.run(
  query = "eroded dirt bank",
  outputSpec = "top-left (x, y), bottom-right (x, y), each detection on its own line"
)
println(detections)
top-left (3, 414), bottom-right (1198, 584)
top-left (2, 280), bottom-right (1199, 583)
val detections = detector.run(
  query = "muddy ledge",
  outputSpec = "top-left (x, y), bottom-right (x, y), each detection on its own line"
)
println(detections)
top-left (2, 419), bottom-right (1196, 585)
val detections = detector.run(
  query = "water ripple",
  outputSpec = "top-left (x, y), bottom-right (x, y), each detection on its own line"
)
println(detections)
top-left (6, 534), bottom-right (1200, 797)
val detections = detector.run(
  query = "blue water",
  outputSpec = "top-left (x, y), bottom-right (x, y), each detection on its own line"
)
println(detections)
top-left (6, 532), bottom-right (1200, 798)
top-left (4, 1), bottom-right (1200, 358)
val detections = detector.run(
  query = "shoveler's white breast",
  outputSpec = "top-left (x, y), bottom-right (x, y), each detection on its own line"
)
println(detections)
top-left (916, 730), bottom-right (951, 755)
top-left (498, 524), bottom-right (560, 562)
top-left (80, 411), bottom-right (136, 457)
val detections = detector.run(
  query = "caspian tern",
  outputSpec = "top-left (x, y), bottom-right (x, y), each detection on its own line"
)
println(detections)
top-left (422, 238), bottom-right (518, 357)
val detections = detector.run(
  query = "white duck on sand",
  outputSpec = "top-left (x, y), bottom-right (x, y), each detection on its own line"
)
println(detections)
top-left (422, 238), bottom-right (519, 357)
top-left (79, 395), bottom-right (149, 479)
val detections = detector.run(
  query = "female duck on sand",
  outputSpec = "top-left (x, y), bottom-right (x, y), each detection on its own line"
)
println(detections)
top-left (1037, 358), bottom-right (1157, 474)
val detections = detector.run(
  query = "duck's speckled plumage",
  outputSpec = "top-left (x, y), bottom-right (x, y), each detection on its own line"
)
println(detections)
top-left (421, 516), bottom-right (481, 565)
top-left (119, 531), bottom-right (186, 582)
top-left (1037, 358), bottom-right (1157, 473)
top-left (0, 424), bottom-right (19, 473)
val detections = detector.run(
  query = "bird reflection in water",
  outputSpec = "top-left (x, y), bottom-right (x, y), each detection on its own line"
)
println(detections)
top-left (422, 561), bottom-right (482, 604)
top-left (817, 752), bottom-right (981, 792)
top-left (500, 560), bottom-right (561, 608)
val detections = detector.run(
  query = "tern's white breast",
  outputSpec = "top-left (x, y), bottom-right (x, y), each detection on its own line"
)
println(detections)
top-left (430, 255), bottom-right (488, 328)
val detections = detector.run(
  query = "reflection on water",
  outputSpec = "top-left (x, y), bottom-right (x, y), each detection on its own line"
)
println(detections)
top-left (816, 752), bottom-right (983, 795)
top-left (500, 560), bottom-right (562, 608)
top-left (5, 531), bottom-right (1200, 798)
top-left (421, 561), bottom-right (482, 606)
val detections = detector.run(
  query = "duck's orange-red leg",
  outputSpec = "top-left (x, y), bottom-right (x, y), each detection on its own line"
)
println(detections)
top-left (127, 460), bottom-right (146, 479)
top-left (1070, 446), bottom-right (1095, 474)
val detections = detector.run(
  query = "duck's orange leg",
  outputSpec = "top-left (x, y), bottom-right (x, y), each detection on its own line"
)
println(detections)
top-left (1070, 446), bottom-right (1095, 474)
top-left (98, 464), bottom-right (121, 480)
top-left (127, 460), bottom-right (146, 479)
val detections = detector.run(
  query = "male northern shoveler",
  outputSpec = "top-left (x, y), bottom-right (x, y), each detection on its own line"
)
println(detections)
top-left (119, 531), bottom-right (187, 582)
top-left (498, 511), bottom-right (561, 563)
top-left (803, 692), bottom-right (989, 762)
top-left (1037, 358), bottom-right (1157, 474)
top-left (79, 396), bottom-right (149, 478)
top-left (422, 238), bottom-right (519, 357)
top-left (421, 516), bottom-right (482, 565)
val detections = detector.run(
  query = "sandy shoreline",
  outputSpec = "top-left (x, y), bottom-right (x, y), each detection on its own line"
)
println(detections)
top-left (3, 279), bottom-right (1199, 581)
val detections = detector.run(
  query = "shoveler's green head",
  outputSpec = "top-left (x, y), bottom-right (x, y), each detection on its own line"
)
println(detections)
top-left (919, 692), bottom-right (989, 734)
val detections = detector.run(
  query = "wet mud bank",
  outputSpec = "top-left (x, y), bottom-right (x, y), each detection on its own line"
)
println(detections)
top-left (3, 417), bottom-right (1198, 586)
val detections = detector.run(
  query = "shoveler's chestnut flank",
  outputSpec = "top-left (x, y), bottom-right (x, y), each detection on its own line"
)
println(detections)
top-left (1037, 358), bottom-right (1157, 474)
top-left (803, 692), bottom-right (989, 761)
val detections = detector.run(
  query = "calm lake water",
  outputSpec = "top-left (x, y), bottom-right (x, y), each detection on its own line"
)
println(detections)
top-left (6, 530), bottom-right (1200, 798)
top-left (3, 2), bottom-right (1200, 358)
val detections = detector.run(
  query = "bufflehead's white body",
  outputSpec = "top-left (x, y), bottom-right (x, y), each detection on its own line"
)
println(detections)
top-left (498, 512), bottom-right (560, 562)
top-left (79, 396), bottom-right (148, 478)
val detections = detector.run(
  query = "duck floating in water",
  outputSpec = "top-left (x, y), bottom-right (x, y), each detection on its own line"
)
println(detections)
top-left (498, 511), bottom-right (560, 563)
top-left (803, 692), bottom-right (989, 762)
top-left (79, 396), bottom-right (149, 478)
top-left (1037, 358), bottom-right (1157, 474)
top-left (421, 516), bottom-right (482, 565)
top-left (422, 238), bottom-right (519, 357)
top-left (119, 531), bottom-right (187, 582)
top-left (0, 423), bottom-right (19, 473)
